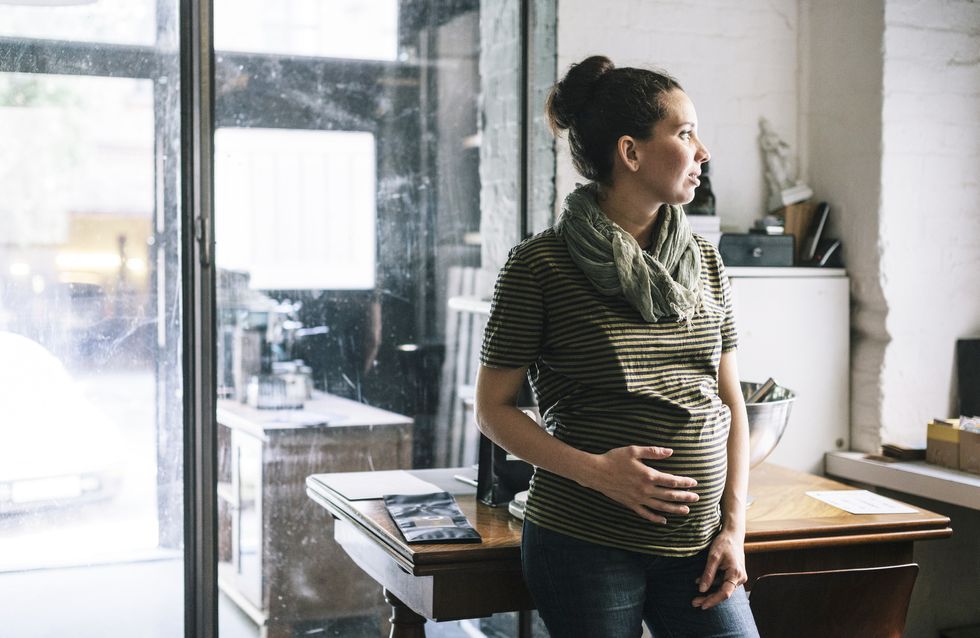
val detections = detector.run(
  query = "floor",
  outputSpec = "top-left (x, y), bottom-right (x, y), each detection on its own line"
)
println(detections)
top-left (0, 556), bottom-right (526, 638)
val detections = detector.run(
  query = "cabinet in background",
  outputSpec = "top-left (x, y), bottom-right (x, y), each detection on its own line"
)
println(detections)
top-left (728, 267), bottom-right (850, 474)
top-left (217, 392), bottom-right (413, 637)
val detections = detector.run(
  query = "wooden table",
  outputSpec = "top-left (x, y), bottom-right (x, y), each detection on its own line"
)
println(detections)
top-left (305, 464), bottom-right (952, 637)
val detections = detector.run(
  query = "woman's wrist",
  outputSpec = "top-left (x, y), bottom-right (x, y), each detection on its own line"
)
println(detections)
top-left (567, 450), bottom-right (604, 490)
top-left (721, 516), bottom-right (746, 537)
top-left (720, 499), bottom-right (747, 535)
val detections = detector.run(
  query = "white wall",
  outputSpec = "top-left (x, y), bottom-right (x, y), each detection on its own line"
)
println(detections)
top-left (804, 0), bottom-right (888, 453)
top-left (555, 0), bottom-right (802, 233)
top-left (878, 0), bottom-right (980, 447)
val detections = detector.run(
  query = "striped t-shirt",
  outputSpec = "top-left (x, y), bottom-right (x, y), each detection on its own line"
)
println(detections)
top-left (480, 227), bottom-right (738, 557)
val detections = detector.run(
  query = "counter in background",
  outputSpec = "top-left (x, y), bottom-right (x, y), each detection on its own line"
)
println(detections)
top-left (217, 392), bottom-right (413, 638)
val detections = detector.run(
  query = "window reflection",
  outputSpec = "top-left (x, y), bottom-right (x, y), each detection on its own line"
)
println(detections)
top-left (213, 1), bottom-right (509, 634)
top-left (213, 0), bottom-right (399, 61)
top-left (0, 0), bottom-right (156, 46)
top-left (215, 128), bottom-right (377, 290)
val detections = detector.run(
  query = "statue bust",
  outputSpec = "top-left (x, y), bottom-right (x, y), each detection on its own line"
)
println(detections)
top-left (758, 117), bottom-right (812, 211)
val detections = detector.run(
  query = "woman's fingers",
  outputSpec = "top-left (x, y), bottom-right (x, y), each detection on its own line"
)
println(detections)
top-left (633, 445), bottom-right (675, 461)
top-left (693, 566), bottom-right (747, 609)
top-left (590, 446), bottom-right (700, 519)
top-left (632, 505), bottom-right (668, 525)
top-left (652, 486), bottom-right (700, 503)
top-left (692, 532), bottom-right (748, 609)
top-left (644, 499), bottom-right (691, 515)
top-left (691, 579), bottom-right (738, 609)
top-left (650, 469), bottom-right (698, 489)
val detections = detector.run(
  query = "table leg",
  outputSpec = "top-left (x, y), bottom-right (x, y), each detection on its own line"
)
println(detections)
top-left (518, 610), bottom-right (533, 637)
top-left (384, 589), bottom-right (426, 638)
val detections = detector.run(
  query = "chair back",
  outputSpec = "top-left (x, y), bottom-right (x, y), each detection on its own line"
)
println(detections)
top-left (749, 563), bottom-right (919, 638)
top-left (434, 265), bottom-right (494, 467)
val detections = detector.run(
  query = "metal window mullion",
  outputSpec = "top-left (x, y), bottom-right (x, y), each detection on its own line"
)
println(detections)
top-left (0, 36), bottom-right (159, 78)
top-left (180, 0), bottom-right (217, 636)
top-left (519, 0), bottom-right (531, 240)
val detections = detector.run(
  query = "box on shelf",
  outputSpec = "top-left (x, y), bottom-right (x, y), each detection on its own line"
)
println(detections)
top-left (926, 418), bottom-right (960, 470)
top-left (687, 214), bottom-right (721, 247)
top-left (718, 233), bottom-right (794, 267)
top-left (776, 201), bottom-right (816, 264)
top-left (959, 427), bottom-right (980, 475)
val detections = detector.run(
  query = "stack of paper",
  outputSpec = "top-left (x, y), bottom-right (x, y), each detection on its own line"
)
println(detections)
top-left (688, 214), bottom-right (721, 246)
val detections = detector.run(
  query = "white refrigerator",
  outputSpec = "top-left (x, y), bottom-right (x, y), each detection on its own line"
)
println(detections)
top-left (728, 267), bottom-right (850, 475)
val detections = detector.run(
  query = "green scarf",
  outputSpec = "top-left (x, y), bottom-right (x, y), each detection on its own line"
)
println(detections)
top-left (555, 182), bottom-right (703, 324)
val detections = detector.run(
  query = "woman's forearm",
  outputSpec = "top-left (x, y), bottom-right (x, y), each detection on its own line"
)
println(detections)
top-left (718, 350), bottom-right (749, 535)
top-left (476, 400), bottom-right (599, 487)
top-left (721, 407), bottom-right (749, 534)
top-left (474, 364), bottom-right (599, 487)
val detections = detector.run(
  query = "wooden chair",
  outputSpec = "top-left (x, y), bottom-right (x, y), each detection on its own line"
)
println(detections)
top-left (434, 266), bottom-right (494, 468)
top-left (749, 563), bottom-right (919, 638)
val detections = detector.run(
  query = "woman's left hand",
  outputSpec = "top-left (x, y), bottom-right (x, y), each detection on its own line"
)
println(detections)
top-left (691, 529), bottom-right (747, 610)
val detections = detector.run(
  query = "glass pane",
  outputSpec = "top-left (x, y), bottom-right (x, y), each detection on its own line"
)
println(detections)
top-left (214, 128), bottom-right (377, 290)
top-left (214, 0), bottom-right (398, 60)
top-left (0, 0), bottom-right (156, 47)
top-left (214, 1), bottom-right (524, 636)
top-left (0, 4), bottom-right (185, 636)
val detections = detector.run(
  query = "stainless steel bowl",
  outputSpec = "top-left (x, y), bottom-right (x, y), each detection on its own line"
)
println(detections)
top-left (741, 381), bottom-right (796, 468)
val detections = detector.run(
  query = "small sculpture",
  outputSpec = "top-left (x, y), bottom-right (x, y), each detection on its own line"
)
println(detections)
top-left (759, 117), bottom-right (812, 211)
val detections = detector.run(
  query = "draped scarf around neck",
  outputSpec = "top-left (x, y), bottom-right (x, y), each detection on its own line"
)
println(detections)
top-left (555, 182), bottom-right (703, 325)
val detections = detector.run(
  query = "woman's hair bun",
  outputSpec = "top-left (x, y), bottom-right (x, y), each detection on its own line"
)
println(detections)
top-left (546, 55), bottom-right (614, 133)
top-left (544, 55), bottom-right (682, 183)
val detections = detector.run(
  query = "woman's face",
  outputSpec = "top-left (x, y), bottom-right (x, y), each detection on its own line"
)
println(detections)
top-left (634, 89), bottom-right (711, 206)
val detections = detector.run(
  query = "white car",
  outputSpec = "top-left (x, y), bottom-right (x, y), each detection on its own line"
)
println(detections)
top-left (0, 331), bottom-right (123, 515)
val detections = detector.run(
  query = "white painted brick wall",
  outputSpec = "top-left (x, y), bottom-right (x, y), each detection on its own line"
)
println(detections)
top-left (803, 0), bottom-right (887, 454)
top-left (556, 0), bottom-right (801, 232)
top-left (879, 0), bottom-right (980, 447)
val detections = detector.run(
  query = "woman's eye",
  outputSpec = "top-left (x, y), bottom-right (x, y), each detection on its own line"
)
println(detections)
top-left (680, 130), bottom-right (692, 139)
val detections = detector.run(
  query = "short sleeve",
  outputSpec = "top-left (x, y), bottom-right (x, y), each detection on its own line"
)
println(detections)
top-left (480, 250), bottom-right (544, 368)
top-left (717, 255), bottom-right (738, 353)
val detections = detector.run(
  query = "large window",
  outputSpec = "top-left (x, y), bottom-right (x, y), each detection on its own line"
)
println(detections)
top-left (212, 2), bottom-right (529, 634)
top-left (0, 0), bottom-right (186, 634)
top-left (0, 1), bottom-right (551, 636)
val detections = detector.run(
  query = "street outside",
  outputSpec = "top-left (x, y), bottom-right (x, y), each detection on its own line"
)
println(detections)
top-left (0, 369), bottom-right (165, 571)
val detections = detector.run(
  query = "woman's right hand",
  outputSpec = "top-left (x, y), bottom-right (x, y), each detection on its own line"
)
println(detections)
top-left (475, 367), bottom-right (698, 525)
top-left (582, 445), bottom-right (699, 524)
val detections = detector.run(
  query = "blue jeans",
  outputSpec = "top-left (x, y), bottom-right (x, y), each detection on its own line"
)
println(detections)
top-left (522, 520), bottom-right (760, 638)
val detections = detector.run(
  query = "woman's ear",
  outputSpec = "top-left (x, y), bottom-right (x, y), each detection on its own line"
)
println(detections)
top-left (616, 135), bottom-right (640, 173)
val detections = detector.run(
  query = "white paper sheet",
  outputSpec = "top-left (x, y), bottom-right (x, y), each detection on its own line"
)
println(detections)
top-left (806, 489), bottom-right (917, 514)
top-left (310, 470), bottom-right (443, 501)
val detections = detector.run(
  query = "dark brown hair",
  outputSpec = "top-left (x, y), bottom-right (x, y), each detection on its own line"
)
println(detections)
top-left (546, 55), bottom-right (682, 184)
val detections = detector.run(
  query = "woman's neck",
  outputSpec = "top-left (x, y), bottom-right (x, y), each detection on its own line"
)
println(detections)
top-left (596, 183), bottom-right (663, 248)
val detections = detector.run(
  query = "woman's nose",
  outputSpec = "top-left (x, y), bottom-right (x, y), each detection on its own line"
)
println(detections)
top-left (696, 139), bottom-right (711, 164)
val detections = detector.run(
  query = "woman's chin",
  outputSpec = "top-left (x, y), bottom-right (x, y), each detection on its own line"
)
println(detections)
top-left (674, 191), bottom-right (697, 206)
